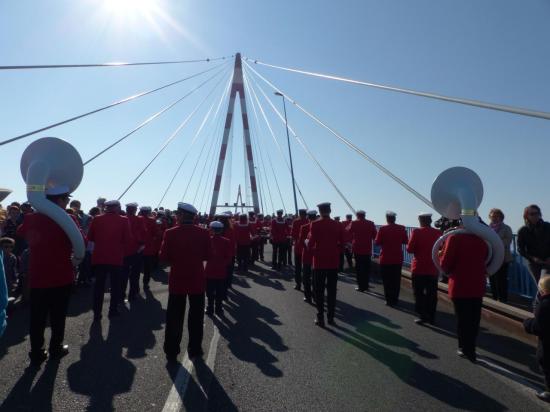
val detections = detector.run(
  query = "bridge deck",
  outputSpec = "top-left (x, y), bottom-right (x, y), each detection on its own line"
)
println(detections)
top-left (0, 246), bottom-right (547, 412)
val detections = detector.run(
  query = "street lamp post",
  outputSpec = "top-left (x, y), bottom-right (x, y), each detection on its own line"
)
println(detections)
top-left (275, 91), bottom-right (298, 216)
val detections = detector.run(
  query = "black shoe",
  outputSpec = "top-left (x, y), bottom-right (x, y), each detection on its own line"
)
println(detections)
top-left (294, 285), bottom-right (301, 291)
top-left (457, 349), bottom-right (465, 358)
top-left (315, 316), bottom-right (325, 328)
top-left (205, 308), bottom-right (213, 316)
top-left (49, 345), bottom-right (69, 360)
top-left (303, 297), bottom-right (312, 304)
top-left (188, 348), bottom-right (204, 359)
top-left (215, 308), bottom-right (224, 317)
top-left (166, 353), bottom-right (178, 363)
top-left (29, 349), bottom-right (48, 366)
top-left (327, 318), bottom-right (335, 326)
top-left (536, 391), bottom-right (550, 402)
top-left (93, 313), bottom-right (102, 322)
top-left (143, 283), bottom-right (150, 290)
top-left (108, 310), bottom-right (120, 319)
top-left (414, 318), bottom-right (426, 326)
top-left (355, 287), bottom-right (365, 292)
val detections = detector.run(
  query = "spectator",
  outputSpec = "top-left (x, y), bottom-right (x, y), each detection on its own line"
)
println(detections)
top-left (524, 276), bottom-right (550, 403)
top-left (0, 237), bottom-right (19, 298)
top-left (488, 208), bottom-right (513, 303)
top-left (1, 206), bottom-right (24, 256)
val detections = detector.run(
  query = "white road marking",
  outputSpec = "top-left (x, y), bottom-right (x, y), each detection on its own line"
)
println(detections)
top-left (161, 324), bottom-right (221, 412)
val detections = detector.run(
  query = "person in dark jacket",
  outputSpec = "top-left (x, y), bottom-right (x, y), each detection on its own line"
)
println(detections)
top-left (524, 276), bottom-right (550, 403)
top-left (517, 205), bottom-right (550, 285)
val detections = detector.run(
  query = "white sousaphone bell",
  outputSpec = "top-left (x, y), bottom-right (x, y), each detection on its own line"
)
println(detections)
top-left (20, 137), bottom-right (85, 263)
top-left (430, 166), bottom-right (504, 276)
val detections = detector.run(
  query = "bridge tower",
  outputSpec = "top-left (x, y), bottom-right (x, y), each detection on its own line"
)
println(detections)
top-left (209, 53), bottom-right (260, 216)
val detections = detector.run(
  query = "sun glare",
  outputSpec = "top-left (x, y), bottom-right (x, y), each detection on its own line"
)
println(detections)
top-left (104, 0), bottom-right (157, 16)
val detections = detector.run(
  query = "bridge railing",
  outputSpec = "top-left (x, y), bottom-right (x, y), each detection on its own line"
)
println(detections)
top-left (372, 225), bottom-right (537, 299)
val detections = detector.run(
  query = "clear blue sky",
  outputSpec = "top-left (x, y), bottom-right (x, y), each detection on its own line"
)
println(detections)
top-left (1, 0), bottom-right (549, 231)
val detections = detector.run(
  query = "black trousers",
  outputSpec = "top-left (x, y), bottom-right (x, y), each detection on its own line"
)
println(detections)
top-left (143, 255), bottom-right (155, 286)
top-left (258, 240), bottom-right (265, 259)
top-left (338, 254), bottom-right (344, 272)
top-left (225, 258), bottom-right (235, 295)
top-left (121, 253), bottom-right (143, 300)
top-left (294, 254), bottom-right (302, 287)
top-left (380, 264), bottom-right (402, 305)
top-left (354, 254), bottom-right (372, 290)
top-left (314, 269), bottom-right (338, 319)
top-left (489, 262), bottom-right (509, 303)
top-left (412, 275), bottom-right (438, 321)
top-left (93, 264), bottom-right (122, 316)
top-left (237, 245), bottom-right (250, 271)
top-left (452, 297), bottom-right (482, 356)
top-left (287, 240), bottom-right (293, 265)
top-left (164, 293), bottom-right (205, 356)
top-left (303, 264), bottom-right (313, 300)
top-left (206, 279), bottom-right (225, 311)
top-left (30, 285), bottom-right (72, 354)
top-left (77, 251), bottom-right (93, 283)
top-left (272, 242), bottom-right (285, 270)
top-left (344, 249), bottom-right (354, 269)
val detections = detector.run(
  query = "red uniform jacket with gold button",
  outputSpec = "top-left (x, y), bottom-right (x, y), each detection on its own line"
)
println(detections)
top-left (307, 217), bottom-right (344, 270)
top-left (347, 218), bottom-right (377, 255)
top-left (205, 235), bottom-right (233, 279)
top-left (224, 225), bottom-right (237, 256)
top-left (297, 221), bottom-right (312, 262)
top-left (375, 223), bottom-right (408, 265)
top-left (291, 218), bottom-right (308, 244)
top-left (406, 226), bottom-right (441, 276)
top-left (440, 233), bottom-right (488, 298)
top-left (271, 219), bottom-right (288, 243)
top-left (141, 216), bottom-right (158, 256)
top-left (159, 224), bottom-right (211, 294)
top-left (234, 223), bottom-right (253, 246)
top-left (125, 214), bottom-right (147, 256)
top-left (17, 213), bottom-right (83, 288)
top-left (87, 213), bottom-right (131, 266)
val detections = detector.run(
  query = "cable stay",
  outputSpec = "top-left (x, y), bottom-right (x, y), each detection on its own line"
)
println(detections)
top-left (117, 68), bottom-right (228, 201)
top-left (0, 55), bottom-right (233, 70)
top-left (244, 60), bottom-right (433, 209)
top-left (193, 120), bottom-right (225, 205)
top-left (243, 70), bottom-right (309, 209)
top-left (250, 132), bottom-right (266, 214)
top-left (0, 62), bottom-right (228, 147)
top-left (85, 64), bottom-right (229, 166)
top-left (244, 57), bottom-right (550, 122)
top-left (156, 72), bottom-right (233, 207)
top-left (246, 67), bottom-right (356, 214)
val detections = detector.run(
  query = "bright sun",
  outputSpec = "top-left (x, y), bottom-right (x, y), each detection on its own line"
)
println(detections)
top-left (103, 0), bottom-right (158, 18)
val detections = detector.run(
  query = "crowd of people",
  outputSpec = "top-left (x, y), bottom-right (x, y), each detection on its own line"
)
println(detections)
top-left (1, 189), bottom-right (550, 402)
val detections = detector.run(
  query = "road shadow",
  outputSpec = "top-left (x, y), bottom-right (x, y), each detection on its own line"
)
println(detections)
top-left (0, 303), bottom-right (29, 361)
top-left (67, 322), bottom-right (136, 411)
top-left (212, 288), bottom-right (287, 377)
top-left (327, 327), bottom-right (507, 411)
top-left (334, 299), bottom-right (402, 330)
top-left (246, 266), bottom-right (286, 291)
top-left (151, 266), bottom-right (169, 285)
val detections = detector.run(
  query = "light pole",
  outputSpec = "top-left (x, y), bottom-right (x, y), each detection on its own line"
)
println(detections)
top-left (275, 91), bottom-right (298, 216)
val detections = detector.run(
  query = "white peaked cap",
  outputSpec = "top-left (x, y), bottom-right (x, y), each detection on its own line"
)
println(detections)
top-left (126, 202), bottom-right (138, 208)
top-left (209, 221), bottom-right (224, 229)
top-left (307, 209), bottom-right (317, 216)
top-left (105, 200), bottom-right (120, 207)
top-left (317, 202), bottom-right (331, 208)
top-left (45, 185), bottom-right (70, 196)
top-left (177, 202), bottom-right (198, 214)
top-left (418, 212), bottom-right (433, 217)
top-left (386, 210), bottom-right (397, 217)
top-left (356, 210), bottom-right (366, 215)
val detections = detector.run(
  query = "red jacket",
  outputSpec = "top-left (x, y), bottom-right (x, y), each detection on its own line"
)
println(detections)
top-left (406, 226), bottom-right (441, 276)
top-left (234, 223), bottom-right (253, 246)
top-left (205, 235), bottom-right (233, 279)
top-left (125, 214), bottom-right (147, 256)
top-left (17, 213), bottom-right (82, 288)
top-left (307, 217), bottom-right (344, 270)
top-left (347, 219), bottom-right (377, 255)
top-left (224, 225), bottom-right (237, 256)
top-left (88, 213), bottom-right (131, 266)
top-left (159, 224), bottom-right (211, 294)
top-left (141, 216), bottom-right (159, 256)
top-left (440, 233), bottom-right (488, 298)
top-left (271, 219), bottom-right (288, 243)
top-left (298, 222), bottom-right (313, 265)
top-left (375, 223), bottom-right (408, 265)
top-left (291, 218), bottom-right (308, 243)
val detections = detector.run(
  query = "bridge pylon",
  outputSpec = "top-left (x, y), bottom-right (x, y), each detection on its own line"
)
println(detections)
top-left (209, 53), bottom-right (260, 216)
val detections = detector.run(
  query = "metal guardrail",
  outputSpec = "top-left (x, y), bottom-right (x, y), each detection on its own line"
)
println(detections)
top-left (372, 225), bottom-right (537, 299)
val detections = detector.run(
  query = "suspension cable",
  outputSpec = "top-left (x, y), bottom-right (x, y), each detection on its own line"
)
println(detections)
top-left (199, 129), bottom-right (225, 212)
top-left (0, 62), bottom-right (227, 147)
top-left (85, 64), bottom-right (229, 165)
top-left (244, 60), bottom-right (433, 208)
top-left (156, 71), bottom-right (233, 207)
top-left (0, 55), bottom-right (233, 70)
top-left (243, 70), bottom-right (309, 209)
top-left (244, 57), bottom-right (550, 122)
top-left (246, 67), bottom-right (356, 214)
top-left (117, 69), bottom-right (227, 201)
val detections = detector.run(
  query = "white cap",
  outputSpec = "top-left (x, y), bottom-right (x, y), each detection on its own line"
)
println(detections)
top-left (317, 202), bottom-right (331, 208)
top-left (126, 202), bottom-right (138, 208)
top-left (307, 209), bottom-right (317, 216)
top-left (157, 209), bottom-right (165, 215)
top-left (45, 185), bottom-right (70, 196)
top-left (105, 200), bottom-right (120, 207)
top-left (223, 211), bottom-right (232, 217)
top-left (356, 210), bottom-right (366, 215)
top-left (140, 206), bottom-right (151, 212)
top-left (177, 202), bottom-right (198, 214)
top-left (418, 212), bottom-right (433, 217)
top-left (386, 210), bottom-right (397, 217)
top-left (209, 221), bottom-right (224, 230)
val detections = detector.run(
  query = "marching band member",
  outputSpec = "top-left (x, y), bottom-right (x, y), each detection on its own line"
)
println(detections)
top-left (285, 215), bottom-right (294, 266)
top-left (299, 210), bottom-right (317, 303)
top-left (160, 203), bottom-right (211, 362)
top-left (122, 202), bottom-right (146, 301)
top-left (347, 210), bottom-right (377, 292)
top-left (375, 211), bottom-right (408, 307)
top-left (406, 212), bottom-right (441, 324)
top-left (308, 202), bottom-right (344, 327)
top-left (205, 221), bottom-right (232, 316)
top-left (343, 214), bottom-right (354, 270)
top-left (291, 209), bottom-right (308, 290)
top-left (235, 214), bottom-right (253, 272)
top-left (139, 206), bottom-right (158, 290)
top-left (270, 210), bottom-right (287, 271)
top-left (220, 212), bottom-right (236, 296)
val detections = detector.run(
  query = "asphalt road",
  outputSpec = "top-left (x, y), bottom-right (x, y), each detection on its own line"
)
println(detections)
top-left (0, 249), bottom-right (548, 412)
